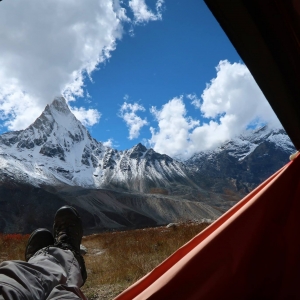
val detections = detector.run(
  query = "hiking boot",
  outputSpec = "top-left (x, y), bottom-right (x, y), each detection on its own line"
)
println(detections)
top-left (53, 206), bottom-right (87, 283)
top-left (25, 228), bottom-right (54, 262)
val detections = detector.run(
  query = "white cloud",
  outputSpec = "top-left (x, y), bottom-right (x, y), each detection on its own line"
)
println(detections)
top-left (103, 138), bottom-right (114, 147)
top-left (187, 94), bottom-right (201, 109)
top-left (129, 0), bottom-right (164, 23)
top-left (150, 97), bottom-right (199, 158)
top-left (70, 106), bottom-right (101, 127)
top-left (119, 102), bottom-right (148, 139)
top-left (200, 60), bottom-right (280, 128)
top-left (0, 77), bottom-right (42, 131)
top-left (0, 0), bottom-right (162, 131)
top-left (149, 60), bottom-right (282, 160)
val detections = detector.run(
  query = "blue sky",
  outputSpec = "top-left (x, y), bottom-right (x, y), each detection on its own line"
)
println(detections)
top-left (85, 0), bottom-right (240, 145)
top-left (0, 0), bottom-right (281, 160)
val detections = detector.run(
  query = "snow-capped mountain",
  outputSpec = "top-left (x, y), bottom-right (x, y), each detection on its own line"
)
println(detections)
top-left (0, 97), bottom-right (192, 192)
top-left (0, 97), bottom-right (295, 233)
top-left (188, 126), bottom-right (294, 163)
top-left (0, 97), bottom-right (294, 196)
top-left (185, 126), bottom-right (295, 196)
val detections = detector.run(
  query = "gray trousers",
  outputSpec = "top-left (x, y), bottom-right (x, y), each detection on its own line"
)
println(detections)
top-left (0, 247), bottom-right (87, 299)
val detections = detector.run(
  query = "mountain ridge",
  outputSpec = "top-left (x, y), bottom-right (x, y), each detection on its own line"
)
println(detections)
top-left (0, 97), bottom-right (294, 233)
top-left (0, 97), bottom-right (196, 193)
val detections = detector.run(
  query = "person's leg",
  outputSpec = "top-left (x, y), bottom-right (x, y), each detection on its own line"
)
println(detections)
top-left (0, 229), bottom-right (56, 299)
top-left (0, 246), bottom-right (85, 300)
top-left (52, 206), bottom-right (87, 284)
top-left (46, 284), bottom-right (86, 300)
top-left (0, 206), bottom-right (87, 300)
top-left (45, 206), bottom-right (88, 300)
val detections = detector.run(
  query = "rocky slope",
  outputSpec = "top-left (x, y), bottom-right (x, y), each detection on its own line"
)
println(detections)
top-left (185, 126), bottom-right (295, 208)
top-left (0, 181), bottom-right (221, 234)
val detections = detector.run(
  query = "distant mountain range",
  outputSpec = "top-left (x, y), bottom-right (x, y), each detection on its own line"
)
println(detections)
top-left (0, 97), bottom-right (294, 233)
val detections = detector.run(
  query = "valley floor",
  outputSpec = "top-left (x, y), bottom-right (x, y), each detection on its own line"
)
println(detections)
top-left (82, 222), bottom-right (210, 299)
top-left (0, 222), bottom-right (210, 300)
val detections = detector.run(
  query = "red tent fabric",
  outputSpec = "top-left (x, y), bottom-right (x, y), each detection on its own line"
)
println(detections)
top-left (115, 153), bottom-right (300, 299)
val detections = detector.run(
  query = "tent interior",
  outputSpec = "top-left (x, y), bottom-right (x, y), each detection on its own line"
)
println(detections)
top-left (115, 0), bottom-right (300, 299)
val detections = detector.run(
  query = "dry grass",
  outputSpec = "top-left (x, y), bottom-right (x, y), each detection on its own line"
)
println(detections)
top-left (0, 223), bottom-right (210, 300)
top-left (82, 222), bottom-right (209, 299)
top-left (0, 234), bottom-right (29, 261)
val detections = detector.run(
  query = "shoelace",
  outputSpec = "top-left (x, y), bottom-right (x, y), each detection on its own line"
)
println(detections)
top-left (54, 229), bottom-right (80, 254)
